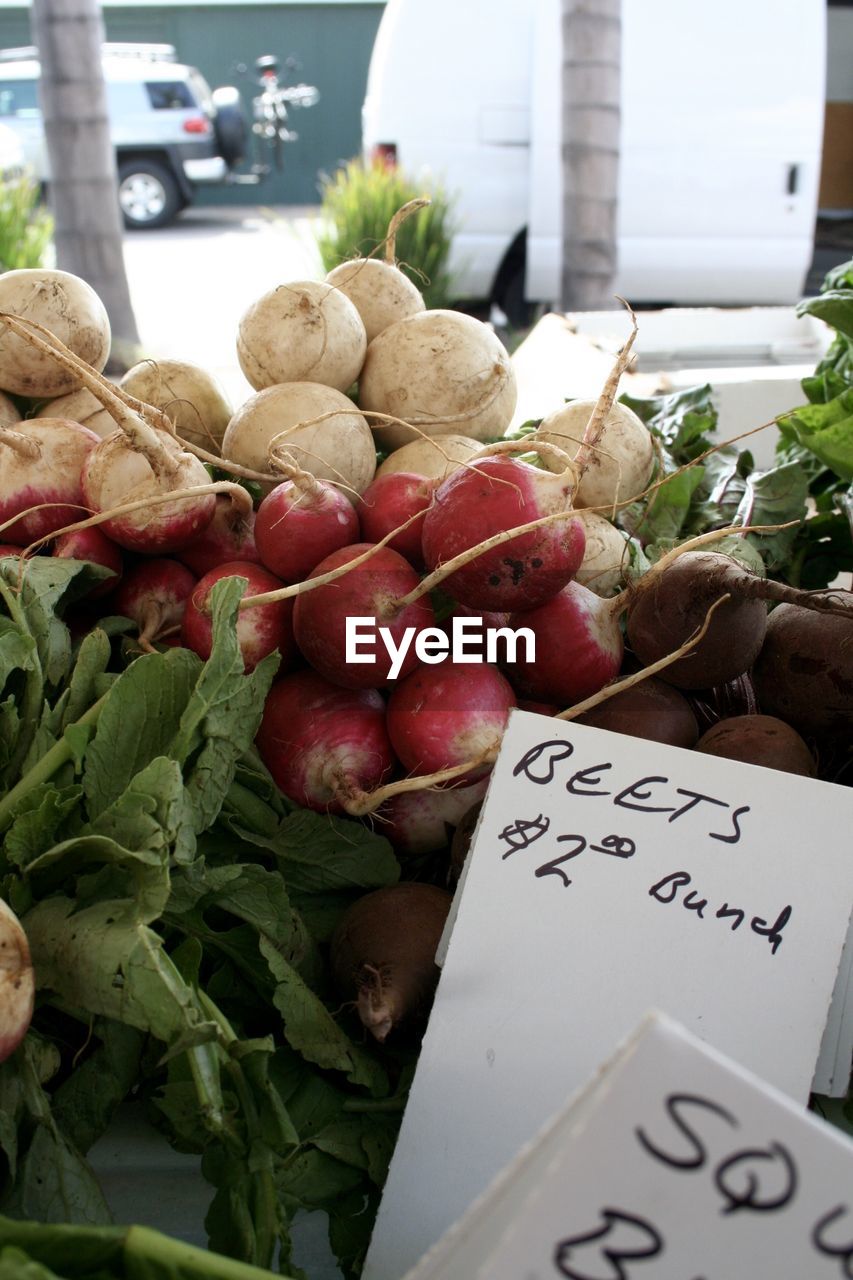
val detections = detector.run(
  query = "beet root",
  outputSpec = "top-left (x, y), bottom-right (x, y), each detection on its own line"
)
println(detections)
top-left (694, 713), bottom-right (816, 777)
top-left (574, 676), bottom-right (700, 748)
top-left (751, 602), bottom-right (853, 745)
top-left (626, 551), bottom-right (770, 690)
top-left (330, 883), bottom-right (452, 1042)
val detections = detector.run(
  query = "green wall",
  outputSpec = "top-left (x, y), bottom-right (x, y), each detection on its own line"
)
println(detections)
top-left (0, 3), bottom-right (384, 205)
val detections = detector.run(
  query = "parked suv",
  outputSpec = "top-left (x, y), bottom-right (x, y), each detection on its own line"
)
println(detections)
top-left (0, 43), bottom-right (248, 229)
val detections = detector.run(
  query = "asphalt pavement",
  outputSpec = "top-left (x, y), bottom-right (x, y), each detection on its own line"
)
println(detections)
top-left (121, 203), bottom-right (325, 409)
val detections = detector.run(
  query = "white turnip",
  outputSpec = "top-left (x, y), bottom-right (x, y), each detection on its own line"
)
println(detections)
top-left (221, 382), bottom-right (376, 498)
top-left (38, 387), bottom-right (117, 438)
top-left (360, 310), bottom-right (518, 451)
top-left (325, 197), bottom-right (428, 343)
top-left (237, 280), bottom-right (367, 393)
top-left (534, 398), bottom-right (654, 510)
top-left (120, 358), bottom-right (233, 453)
top-left (376, 433), bottom-right (483, 482)
top-left (0, 270), bottom-right (110, 397)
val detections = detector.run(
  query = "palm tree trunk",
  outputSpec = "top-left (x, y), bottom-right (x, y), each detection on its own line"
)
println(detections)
top-left (560, 0), bottom-right (621, 311)
top-left (30, 0), bottom-right (140, 353)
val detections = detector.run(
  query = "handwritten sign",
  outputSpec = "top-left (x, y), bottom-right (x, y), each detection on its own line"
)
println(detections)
top-left (400, 1011), bottom-right (853, 1280)
top-left (364, 711), bottom-right (853, 1280)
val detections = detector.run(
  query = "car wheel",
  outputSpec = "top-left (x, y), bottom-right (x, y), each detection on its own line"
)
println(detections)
top-left (212, 86), bottom-right (248, 168)
top-left (117, 160), bottom-right (182, 230)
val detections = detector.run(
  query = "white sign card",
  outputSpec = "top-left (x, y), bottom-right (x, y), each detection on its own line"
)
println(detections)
top-left (401, 1011), bottom-right (853, 1280)
top-left (364, 711), bottom-right (853, 1280)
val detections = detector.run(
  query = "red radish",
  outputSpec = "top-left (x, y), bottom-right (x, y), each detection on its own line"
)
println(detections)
top-left (420, 446), bottom-right (586, 611)
top-left (0, 898), bottom-right (34, 1062)
top-left (357, 471), bottom-right (434, 569)
top-left (0, 544), bottom-right (25, 556)
top-left (82, 429), bottom-right (216, 554)
top-left (0, 419), bottom-right (99, 545)
top-left (329, 882), bottom-right (452, 1042)
top-left (517, 699), bottom-right (561, 717)
top-left (438, 604), bottom-right (512, 662)
top-left (503, 579), bottom-right (624, 706)
top-left (378, 776), bottom-right (489, 859)
top-left (52, 525), bottom-right (123, 598)
top-left (386, 660), bottom-right (516, 782)
top-left (182, 561), bottom-right (297, 673)
top-left (177, 493), bottom-right (261, 576)
top-left (254, 472), bottom-right (359, 583)
top-left (113, 558), bottom-right (197, 651)
top-left (255, 669), bottom-right (396, 814)
top-left (292, 542), bottom-right (436, 689)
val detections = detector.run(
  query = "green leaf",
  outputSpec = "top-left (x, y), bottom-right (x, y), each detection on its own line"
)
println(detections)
top-left (259, 938), bottom-right (388, 1097)
top-left (780, 390), bottom-right (853, 481)
top-left (2, 558), bottom-right (110, 689)
top-left (83, 649), bottom-right (201, 820)
top-left (236, 808), bottom-right (399, 897)
top-left (87, 757), bottom-right (193, 869)
top-left (797, 286), bottom-right (853, 341)
top-left (167, 579), bottom-right (279, 835)
top-left (3, 1122), bottom-right (112, 1228)
top-left (2, 785), bottom-right (83, 869)
top-left (51, 1021), bottom-right (145, 1156)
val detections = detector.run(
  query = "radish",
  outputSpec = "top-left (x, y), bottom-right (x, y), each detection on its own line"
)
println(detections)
top-left (237, 280), bottom-right (367, 393)
top-left (0, 544), bottom-right (24, 557)
top-left (420, 441), bottom-right (586, 611)
top-left (254, 470), bottom-right (360, 584)
top-left (0, 391), bottom-right (20, 428)
top-left (82, 429), bottom-right (217, 554)
top-left (0, 898), bottom-right (34, 1062)
top-left (52, 525), bottom-right (123, 598)
top-left (502, 579), bottom-right (624, 706)
top-left (625, 550), bottom-right (853, 692)
top-left (0, 269), bottom-right (110, 397)
top-left (292, 542), bottom-right (436, 688)
top-left (255, 669), bottom-right (395, 814)
top-left (573, 674), bottom-right (700, 748)
top-left (357, 471), bottom-right (434, 569)
top-left (573, 509), bottom-right (635, 596)
top-left (38, 387), bottom-right (117, 438)
top-left (751, 602), bottom-right (853, 745)
top-left (0, 418), bottom-right (100, 545)
top-left (376, 433), bottom-right (483, 483)
top-left (534, 398), bottom-right (655, 510)
top-left (325, 198), bottom-right (428, 343)
top-left (329, 882), bottom-right (452, 1043)
top-left (386, 660), bottom-right (516, 782)
top-left (0, 312), bottom-right (224, 555)
top-left (220, 382), bottom-right (376, 499)
top-left (113, 558), bottom-right (197, 651)
top-left (176, 493), bottom-right (261, 577)
top-left (181, 562), bottom-right (297, 673)
top-left (378, 776), bottom-right (489, 860)
top-left (120, 357), bottom-right (233, 453)
top-left (360, 308), bottom-right (518, 451)
top-left (695, 713), bottom-right (817, 777)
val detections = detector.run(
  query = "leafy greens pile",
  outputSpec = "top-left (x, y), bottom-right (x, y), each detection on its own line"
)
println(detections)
top-left (0, 562), bottom-right (407, 1279)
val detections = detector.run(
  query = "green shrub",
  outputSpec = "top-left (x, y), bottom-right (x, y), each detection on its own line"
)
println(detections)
top-left (0, 174), bottom-right (53, 272)
top-left (317, 158), bottom-right (456, 308)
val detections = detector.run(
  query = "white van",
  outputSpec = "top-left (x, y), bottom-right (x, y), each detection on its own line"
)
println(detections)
top-left (362, 0), bottom-right (827, 319)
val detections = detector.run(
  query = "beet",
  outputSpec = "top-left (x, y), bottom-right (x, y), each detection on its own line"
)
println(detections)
top-left (330, 882), bottom-right (452, 1042)
top-left (751, 602), bottom-right (853, 745)
top-left (695, 713), bottom-right (816, 777)
top-left (574, 676), bottom-right (699, 748)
